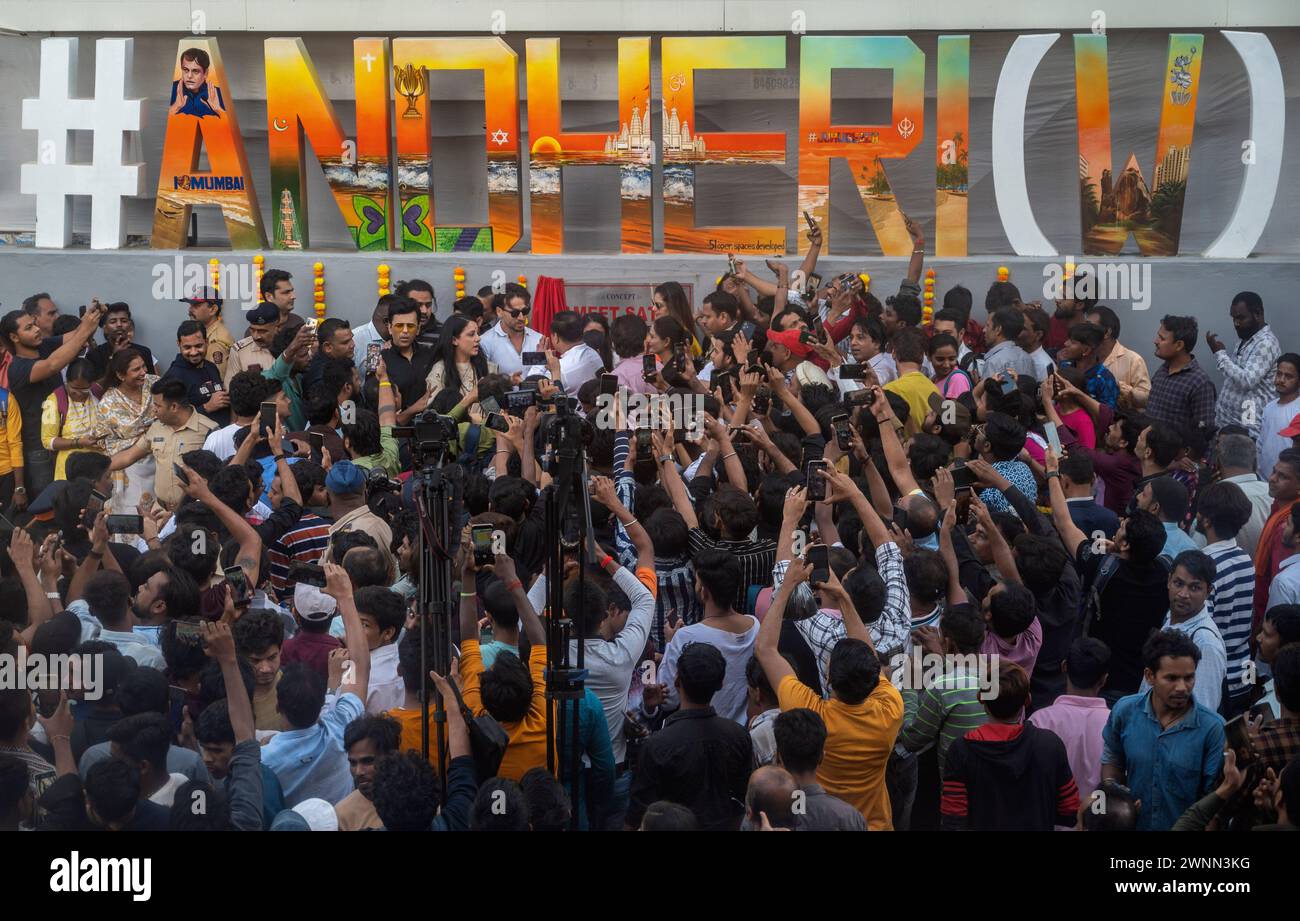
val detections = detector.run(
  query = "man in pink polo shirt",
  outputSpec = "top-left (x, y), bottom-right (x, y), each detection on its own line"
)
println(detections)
top-left (1028, 637), bottom-right (1112, 803)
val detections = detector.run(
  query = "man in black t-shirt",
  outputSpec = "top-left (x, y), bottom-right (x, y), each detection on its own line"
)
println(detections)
top-left (85, 302), bottom-right (157, 380)
top-left (164, 319), bottom-right (230, 427)
top-left (379, 298), bottom-right (438, 415)
top-left (0, 303), bottom-right (105, 500)
top-left (1046, 448), bottom-right (1173, 704)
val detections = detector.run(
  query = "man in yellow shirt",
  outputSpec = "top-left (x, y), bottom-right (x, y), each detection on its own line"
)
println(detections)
top-left (755, 504), bottom-right (904, 830)
top-left (884, 327), bottom-right (941, 438)
top-left (458, 547), bottom-right (549, 782)
top-left (183, 289), bottom-right (235, 380)
top-left (0, 387), bottom-right (25, 514)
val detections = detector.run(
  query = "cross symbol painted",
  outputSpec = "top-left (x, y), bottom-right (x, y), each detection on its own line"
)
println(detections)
top-left (361, 53), bottom-right (376, 72)
top-left (490, 128), bottom-right (509, 147)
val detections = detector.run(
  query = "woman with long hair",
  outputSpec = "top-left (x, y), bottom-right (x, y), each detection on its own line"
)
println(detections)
top-left (425, 314), bottom-right (494, 399)
top-left (645, 316), bottom-right (691, 366)
top-left (97, 349), bottom-right (159, 511)
top-left (41, 357), bottom-right (106, 480)
top-left (652, 281), bottom-right (702, 357)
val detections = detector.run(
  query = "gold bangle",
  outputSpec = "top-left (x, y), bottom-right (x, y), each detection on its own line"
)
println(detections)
top-left (379, 381), bottom-right (393, 389)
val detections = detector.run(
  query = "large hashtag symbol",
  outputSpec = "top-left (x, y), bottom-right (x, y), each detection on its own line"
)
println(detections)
top-left (20, 38), bottom-right (146, 249)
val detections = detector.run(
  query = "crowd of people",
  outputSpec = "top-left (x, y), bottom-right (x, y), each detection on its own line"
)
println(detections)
top-left (0, 218), bottom-right (1297, 833)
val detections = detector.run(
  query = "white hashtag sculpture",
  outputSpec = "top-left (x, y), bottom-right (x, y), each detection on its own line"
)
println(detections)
top-left (20, 38), bottom-right (147, 249)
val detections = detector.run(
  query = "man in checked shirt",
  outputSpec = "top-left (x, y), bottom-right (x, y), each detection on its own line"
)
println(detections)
top-left (1205, 291), bottom-right (1281, 439)
top-left (1146, 315), bottom-right (1217, 447)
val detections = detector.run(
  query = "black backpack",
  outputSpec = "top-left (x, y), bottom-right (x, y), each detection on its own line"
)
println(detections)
top-left (442, 677), bottom-right (509, 784)
top-left (1081, 553), bottom-right (1172, 637)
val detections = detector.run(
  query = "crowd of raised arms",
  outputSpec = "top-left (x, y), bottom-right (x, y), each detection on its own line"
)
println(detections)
top-left (0, 216), bottom-right (1298, 833)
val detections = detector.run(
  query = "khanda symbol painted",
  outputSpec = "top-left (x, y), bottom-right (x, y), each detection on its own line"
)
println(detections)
top-left (394, 63), bottom-right (427, 119)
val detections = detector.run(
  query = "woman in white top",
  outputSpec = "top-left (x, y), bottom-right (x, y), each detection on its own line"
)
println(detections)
top-left (425, 314), bottom-right (495, 399)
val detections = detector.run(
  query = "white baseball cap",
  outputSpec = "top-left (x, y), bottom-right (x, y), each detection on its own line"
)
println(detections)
top-left (294, 583), bottom-right (337, 622)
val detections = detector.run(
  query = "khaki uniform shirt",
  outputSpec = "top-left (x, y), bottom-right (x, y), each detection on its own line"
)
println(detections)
top-left (205, 320), bottom-right (236, 378)
top-left (143, 410), bottom-right (219, 509)
top-left (326, 505), bottom-right (396, 570)
top-left (223, 336), bottom-right (275, 386)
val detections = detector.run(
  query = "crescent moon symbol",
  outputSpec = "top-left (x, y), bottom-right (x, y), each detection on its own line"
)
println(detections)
top-left (272, 118), bottom-right (289, 132)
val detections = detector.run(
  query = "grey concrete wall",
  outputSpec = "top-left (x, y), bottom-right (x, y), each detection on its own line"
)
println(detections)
top-left (2, 249), bottom-right (1297, 394)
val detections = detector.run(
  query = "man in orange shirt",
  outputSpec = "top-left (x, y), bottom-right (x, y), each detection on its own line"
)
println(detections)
top-left (755, 488), bottom-right (904, 829)
top-left (458, 546), bottom-right (549, 782)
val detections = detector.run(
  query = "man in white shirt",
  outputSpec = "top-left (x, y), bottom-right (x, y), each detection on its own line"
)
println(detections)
top-left (1020, 306), bottom-right (1055, 382)
top-left (351, 297), bottom-right (392, 370)
top-left (548, 309), bottom-right (608, 398)
top-left (982, 308), bottom-right (1038, 381)
top-left (478, 284), bottom-right (546, 379)
top-left (1199, 434), bottom-right (1274, 558)
top-left (1163, 550), bottom-right (1227, 713)
top-left (1267, 504), bottom-right (1300, 610)
top-left (352, 586), bottom-right (406, 715)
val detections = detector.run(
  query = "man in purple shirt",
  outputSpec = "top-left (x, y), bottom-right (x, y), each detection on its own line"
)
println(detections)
top-left (978, 582), bottom-right (1043, 676)
top-left (1028, 637), bottom-right (1112, 801)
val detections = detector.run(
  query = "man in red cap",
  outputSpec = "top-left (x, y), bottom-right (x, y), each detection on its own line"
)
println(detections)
top-left (1279, 413), bottom-right (1300, 453)
top-left (765, 328), bottom-right (832, 390)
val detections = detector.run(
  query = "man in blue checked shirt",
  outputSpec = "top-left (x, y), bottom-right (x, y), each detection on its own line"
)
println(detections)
top-left (974, 412), bottom-right (1037, 515)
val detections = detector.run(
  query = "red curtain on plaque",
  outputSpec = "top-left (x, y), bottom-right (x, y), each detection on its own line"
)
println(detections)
top-left (529, 275), bottom-right (567, 338)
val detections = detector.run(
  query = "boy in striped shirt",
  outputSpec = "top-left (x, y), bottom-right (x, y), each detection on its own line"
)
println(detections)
top-left (267, 460), bottom-right (332, 603)
top-left (1194, 480), bottom-right (1258, 716)
top-left (898, 604), bottom-right (989, 776)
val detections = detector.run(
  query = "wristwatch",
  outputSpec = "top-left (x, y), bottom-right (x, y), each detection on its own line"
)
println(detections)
top-left (13, 487), bottom-right (25, 494)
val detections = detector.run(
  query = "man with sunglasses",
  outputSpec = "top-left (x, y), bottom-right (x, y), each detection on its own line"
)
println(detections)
top-left (479, 283), bottom-right (546, 379)
top-left (380, 298), bottom-right (438, 417)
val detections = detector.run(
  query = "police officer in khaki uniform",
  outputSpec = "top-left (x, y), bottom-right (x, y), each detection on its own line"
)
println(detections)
top-left (223, 301), bottom-right (279, 386)
top-left (182, 289), bottom-right (236, 380)
top-left (107, 377), bottom-right (218, 510)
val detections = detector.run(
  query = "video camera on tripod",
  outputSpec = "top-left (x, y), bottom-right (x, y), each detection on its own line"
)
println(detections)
top-left (391, 409), bottom-right (460, 466)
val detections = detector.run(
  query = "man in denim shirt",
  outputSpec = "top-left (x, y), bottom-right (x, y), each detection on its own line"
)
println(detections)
top-left (1101, 629), bottom-right (1225, 831)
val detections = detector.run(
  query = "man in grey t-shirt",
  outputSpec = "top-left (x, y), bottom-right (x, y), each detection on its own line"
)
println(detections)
top-left (774, 708), bottom-right (868, 831)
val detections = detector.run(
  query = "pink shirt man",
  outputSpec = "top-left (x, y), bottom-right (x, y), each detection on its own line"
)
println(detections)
top-left (611, 354), bottom-right (657, 395)
top-left (1028, 695), bottom-right (1111, 800)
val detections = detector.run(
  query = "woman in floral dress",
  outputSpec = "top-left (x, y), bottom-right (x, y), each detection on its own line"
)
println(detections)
top-left (97, 349), bottom-right (159, 512)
